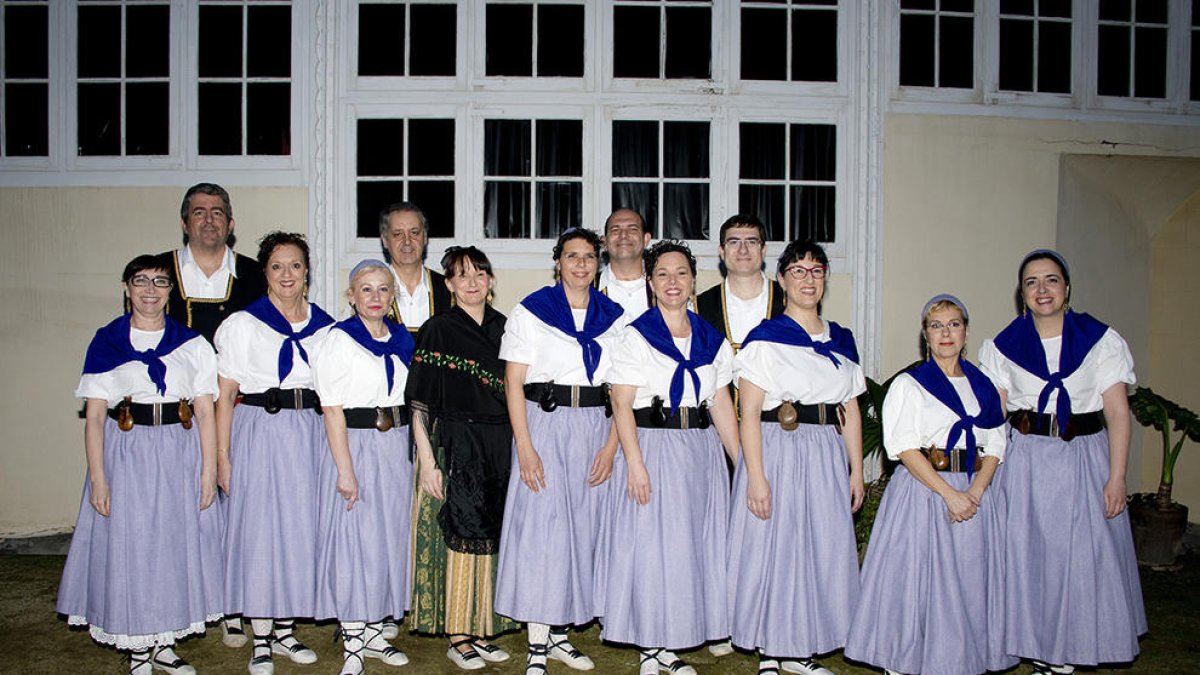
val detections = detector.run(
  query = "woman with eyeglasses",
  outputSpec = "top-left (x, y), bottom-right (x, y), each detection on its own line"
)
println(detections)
top-left (312, 259), bottom-right (416, 675)
top-left (214, 232), bottom-right (333, 674)
top-left (494, 228), bottom-right (624, 674)
top-left (725, 240), bottom-right (865, 675)
top-left (58, 255), bottom-right (223, 675)
top-left (979, 250), bottom-right (1144, 674)
top-left (404, 246), bottom-right (517, 670)
top-left (844, 294), bottom-right (1015, 675)
top-left (598, 240), bottom-right (741, 675)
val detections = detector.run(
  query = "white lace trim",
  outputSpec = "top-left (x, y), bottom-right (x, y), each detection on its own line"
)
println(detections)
top-left (68, 614), bottom-right (223, 651)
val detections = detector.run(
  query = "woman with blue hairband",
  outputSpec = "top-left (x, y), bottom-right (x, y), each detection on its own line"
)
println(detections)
top-left (979, 250), bottom-right (1145, 674)
top-left (845, 294), bottom-right (1016, 675)
top-left (312, 259), bottom-right (416, 675)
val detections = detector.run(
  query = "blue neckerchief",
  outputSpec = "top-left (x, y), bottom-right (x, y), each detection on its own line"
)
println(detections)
top-left (520, 283), bottom-right (624, 384)
top-left (332, 315), bottom-right (414, 395)
top-left (629, 308), bottom-right (725, 416)
top-left (992, 310), bottom-right (1108, 436)
top-left (243, 295), bottom-right (335, 383)
top-left (740, 314), bottom-right (860, 368)
top-left (82, 314), bottom-right (197, 395)
top-left (909, 358), bottom-right (1006, 477)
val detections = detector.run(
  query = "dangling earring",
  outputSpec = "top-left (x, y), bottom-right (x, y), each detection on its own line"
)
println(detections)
top-left (486, 289), bottom-right (495, 305)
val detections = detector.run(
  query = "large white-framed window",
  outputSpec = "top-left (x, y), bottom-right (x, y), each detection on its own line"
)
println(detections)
top-left (998, 0), bottom-right (1072, 95)
top-left (897, 0), bottom-right (978, 93)
top-left (1, 0), bottom-right (50, 161)
top-left (736, 120), bottom-right (839, 244)
top-left (1096, 0), bottom-right (1169, 99)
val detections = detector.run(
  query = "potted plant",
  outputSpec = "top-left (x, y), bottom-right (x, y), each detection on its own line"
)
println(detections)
top-left (1127, 386), bottom-right (1200, 566)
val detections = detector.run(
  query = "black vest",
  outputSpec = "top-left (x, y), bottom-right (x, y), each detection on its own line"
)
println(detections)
top-left (696, 278), bottom-right (786, 350)
top-left (157, 249), bottom-right (266, 344)
top-left (388, 267), bottom-right (453, 335)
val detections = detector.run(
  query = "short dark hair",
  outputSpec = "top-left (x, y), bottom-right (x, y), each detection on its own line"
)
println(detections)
top-left (776, 239), bottom-right (829, 277)
top-left (257, 231), bottom-right (312, 287)
top-left (644, 239), bottom-right (697, 278)
top-left (378, 202), bottom-right (429, 263)
top-left (180, 182), bottom-right (236, 247)
top-left (441, 246), bottom-right (494, 279)
top-left (122, 254), bottom-right (168, 284)
top-left (719, 214), bottom-right (766, 244)
top-left (552, 227), bottom-right (602, 261)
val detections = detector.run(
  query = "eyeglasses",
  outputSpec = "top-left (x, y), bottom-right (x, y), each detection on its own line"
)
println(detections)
top-left (782, 264), bottom-right (827, 280)
top-left (927, 320), bottom-right (965, 333)
top-left (130, 275), bottom-right (172, 288)
top-left (723, 237), bottom-right (762, 249)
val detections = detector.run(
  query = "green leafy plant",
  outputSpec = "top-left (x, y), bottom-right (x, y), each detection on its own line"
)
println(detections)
top-left (1129, 386), bottom-right (1200, 511)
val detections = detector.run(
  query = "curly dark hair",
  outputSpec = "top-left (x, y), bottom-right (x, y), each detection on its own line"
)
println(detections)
top-left (257, 231), bottom-right (312, 287)
top-left (644, 239), bottom-right (697, 278)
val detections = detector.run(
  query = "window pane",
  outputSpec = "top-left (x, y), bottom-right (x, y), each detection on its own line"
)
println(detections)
top-left (1097, 25), bottom-right (1130, 96)
top-left (614, 6), bottom-right (660, 78)
top-left (126, 82), bottom-right (169, 155)
top-left (790, 124), bottom-right (835, 182)
top-left (4, 82), bottom-right (48, 156)
top-left (358, 3), bottom-right (405, 76)
top-left (536, 119), bottom-right (581, 177)
top-left (741, 8), bottom-right (785, 80)
top-left (484, 182), bottom-right (531, 238)
top-left (1135, 0), bottom-right (1167, 24)
top-left (999, 19), bottom-right (1034, 91)
top-left (738, 185), bottom-right (785, 240)
top-left (407, 180), bottom-right (455, 238)
top-left (78, 6), bottom-right (121, 79)
top-left (538, 4), bottom-right (583, 77)
top-left (410, 4), bottom-right (456, 76)
top-left (1038, 20), bottom-right (1071, 93)
top-left (1133, 26), bottom-right (1166, 98)
top-left (358, 119), bottom-right (405, 176)
top-left (665, 7), bottom-right (710, 78)
top-left (792, 9), bottom-right (837, 82)
top-left (941, 0), bottom-right (974, 12)
top-left (199, 5), bottom-right (244, 78)
top-left (408, 119), bottom-right (455, 176)
top-left (198, 82), bottom-right (243, 154)
top-left (899, 13), bottom-right (935, 86)
top-left (248, 5), bottom-right (291, 78)
top-left (1192, 29), bottom-right (1199, 101)
top-left (1040, 0), bottom-right (1072, 18)
top-left (739, 123), bottom-right (785, 180)
top-left (1099, 0), bottom-right (1130, 21)
top-left (612, 183), bottom-right (658, 236)
top-left (790, 185), bottom-right (835, 242)
top-left (77, 82), bottom-right (120, 156)
top-left (126, 5), bottom-right (170, 79)
top-left (247, 82), bottom-right (289, 154)
top-left (357, 180), bottom-right (405, 238)
top-left (613, 121), bottom-right (658, 178)
top-left (901, 0), bottom-right (936, 8)
top-left (536, 182), bottom-right (582, 238)
top-left (663, 122), bottom-right (708, 179)
top-left (1000, 0), bottom-right (1033, 13)
top-left (485, 119), bottom-right (531, 176)
top-left (663, 183), bottom-right (708, 240)
top-left (486, 4), bottom-right (532, 76)
top-left (6, 4), bottom-right (47, 78)
top-left (939, 15), bottom-right (974, 88)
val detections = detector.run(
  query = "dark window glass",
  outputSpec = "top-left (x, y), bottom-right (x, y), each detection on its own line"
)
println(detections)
top-left (663, 122), bottom-right (708, 179)
top-left (536, 119), bottom-right (582, 177)
top-left (126, 5), bottom-right (170, 78)
top-left (1133, 26), bottom-right (1167, 98)
top-left (664, 6), bottom-right (710, 78)
top-left (939, 15), bottom-right (974, 88)
top-left (358, 119), bottom-right (405, 176)
top-left (407, 180), bottom-right (455, 238)
top-left (740, 8), bottom-right (786, 81)
top-left (248, 5), bottom-right (291, 78)
top-left (1038, 20), bottom-right (1071, 93)
top-left (1099, 0), bottom-right (1130, 21)
top-left (198, 82), bottom-right (243, 154)
top-left (78, 6), bottom-right (121, 79)
top-left (611, 183), bottom-right (658, 236)
top-left (941, 0), bottom-right (973, 11)
top-left (538, 4), bottom-right (584, 77)
top-left (1041, 0), bottom-right (1072, 18)
top-left (999, 18), bottom-right (1034, 91)
top-left (126, 82), bottom-right (169, 155)
top-left (77, 82), bottom-right (121, 155)
top-left (536, 182), bottom-right (582, 238)
top-left (484, 182), bottom-right (531, 238)
top-left (6, 4), bottom-right (48, 78)
top-left (1000, 0), bottom-right (1033, 13)
top-left (663, 183), bottom-right (708, 240)
top-left (792, 9), bottom-right (837, 82)
top-left (410, 4), bottom-right (456, 76)
top-left (358, 4), bottom-right (405, 76)
top-left (408, 119), bottom-right (455, 175)
top-left (484, 119), bottom-right (531, 176)
top-left (246, 82), bottom-right (290, 155)
top-left (901, 0), bottom-right (936, 8)
top-left (614, 6), bottom-right (660, 77)
top-left (791, 124), bottom-right (835, 181)
top-left (740, 123), bottom-right (785, 180)
top-left (1097, 25), bottom-right (1131, 96)
top-left (4, 82), bottom-right (48, 156)
top-left (613, 120), bottom-right (658, 178)
top-left (1135, 0), bottom-right (1168, 24)
top-left (738, 185), bottom-right (785, 240)
top-left (790, 185), bottom-right (835, 242)
top-left (357, 180), bottom-right (406, 238)
top-left (199, 5), bottom-right (244, 78)
top-left (899, 13), bottom-right (935, 86)
top-left (486, 4), bottom-right (532, 76)
top-left (1191, 30), bottom-right (1199, 101)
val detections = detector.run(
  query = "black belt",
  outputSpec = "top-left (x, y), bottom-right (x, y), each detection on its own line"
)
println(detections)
top-left (343, 405), bottom-right (409, 431)
top-left (107, 399), bottom-right (192, 429)
top-left (1009, 409), bottom-right (1105, 441)
top-left (633, 402), bottom-right (710, 430)
top-left (921, 446), bottom-right (985, 473)
top-left (760, 402), bottom-right (841, 427)
top-left (524, 382), bottom-right (608, 412)
top-left (240, 388), bottom-right (321, 413)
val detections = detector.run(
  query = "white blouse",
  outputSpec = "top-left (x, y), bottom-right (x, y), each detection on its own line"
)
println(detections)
top-left (499, 301), bottom-right (624, 386)
top-left (882, 373), bottom-right (1007, 462)
top-left (733, 321), bottom-right (866, 409)
top-left (310, 328), bottom-right (409, 408)
top-left (597, 267), bottom-right (649, 320)
top-left (608, 322), bottom-right (734, 409)
top-left (213, 308), bottom-right (331, 393)
top-left (76, 328), bottom-right (218, 406)
top-left (978, 328), bottom-right (1135, 414)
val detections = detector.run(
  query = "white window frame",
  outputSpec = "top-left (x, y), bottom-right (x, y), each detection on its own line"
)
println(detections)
top-left (732, 0), bottom-right (849, 98)
top-left (351, 0), bottom-right (465, 92)
top-left (891, 0), bottom-right (983, 104)
top-left (0, 0), bottom-right (55, 171)
top-left (988, 0), bottom-right (1076, 106)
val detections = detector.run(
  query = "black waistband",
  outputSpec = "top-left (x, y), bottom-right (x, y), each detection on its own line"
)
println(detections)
top-left (921, 446), bottom-right (985, 473)
top-left (108, 400), bottom-right (191, 428)
top-left (633, 404), bottom-right (710, 430)
top-left (1009, 409), bottom-right (1105, 440)
top-left (524, 382), bottom-right (608, 409)
top-left (343, 405), bottom-right (410, 431)
top-left (240, 388), bottom-right (321, 412)
top-left (760, 402), bottom-right (841, 426)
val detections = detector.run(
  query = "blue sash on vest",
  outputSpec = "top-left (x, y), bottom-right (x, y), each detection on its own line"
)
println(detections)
top-left (520, 283), bottom-right (624, 384)
top-left (82, 314), bottom-right (197, 395)
top-left (909, 358), bottom-right (1005, 476)
top-left (629, 308), bottom-right (725, 416)
top-left (740, 315), bottom-right (859, 367)
top-left (333, 315), bottom-right (414, 395)
top-left (243, 295), bottom-right (335, 383)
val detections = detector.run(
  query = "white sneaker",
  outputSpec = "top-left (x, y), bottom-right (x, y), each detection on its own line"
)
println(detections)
top-left (548, 631), bottom-right (594, 670)
top-left (150, 646), bottom-right (196, 675)
top-left (780, 657), bottom-right (833, 675)
top-left (708, 639), bottom-right (734, 657)
top-left (222, 619), bottom-right (249, 648)
top-left (471, 641), bottom-right (511, 663)
top-left (446, 644), bottom-right (486, 670)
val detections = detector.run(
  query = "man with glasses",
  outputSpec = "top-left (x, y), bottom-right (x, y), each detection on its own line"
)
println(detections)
top-left (697, 214), bottom-right (785, 351)
top-left (597, 207), bottom-right (653, 318)
top-left (379, 201), bottom-right (452, 335)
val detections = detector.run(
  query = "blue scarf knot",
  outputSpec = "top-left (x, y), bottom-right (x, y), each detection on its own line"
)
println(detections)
top-left (629, 308), bottom-right (725, 416)
top-left (909, 357), bottom-right (1005, 477)
top-left (520, 283), bottom-right (624, 384)
top-left (740, 314), bottom-right (860, 368)
top-left (243, 295), bottom-right (335, 383)
top-left (82, 314), bottom-right (197, 395)
top-left (333, 315), bottom-right (414, 395)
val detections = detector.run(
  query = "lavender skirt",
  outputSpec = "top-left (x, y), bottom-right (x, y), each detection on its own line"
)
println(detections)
top-left (223, 405), bottom-right (325, 618)
top-left (596, 427), bottom-right (729, 649)
top-left (727, 423), bottom-right (860, 657)
top-left (494, 402), bottom-right (611, 625)
top-left (1001, 430), bottom-right (1146, 666)
top-left (314, 425), bottom-right (413, 623)
top-left (57, 418), bottom-right (225, 650)
top-left (844, 466), bottom-right (1016, 675)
